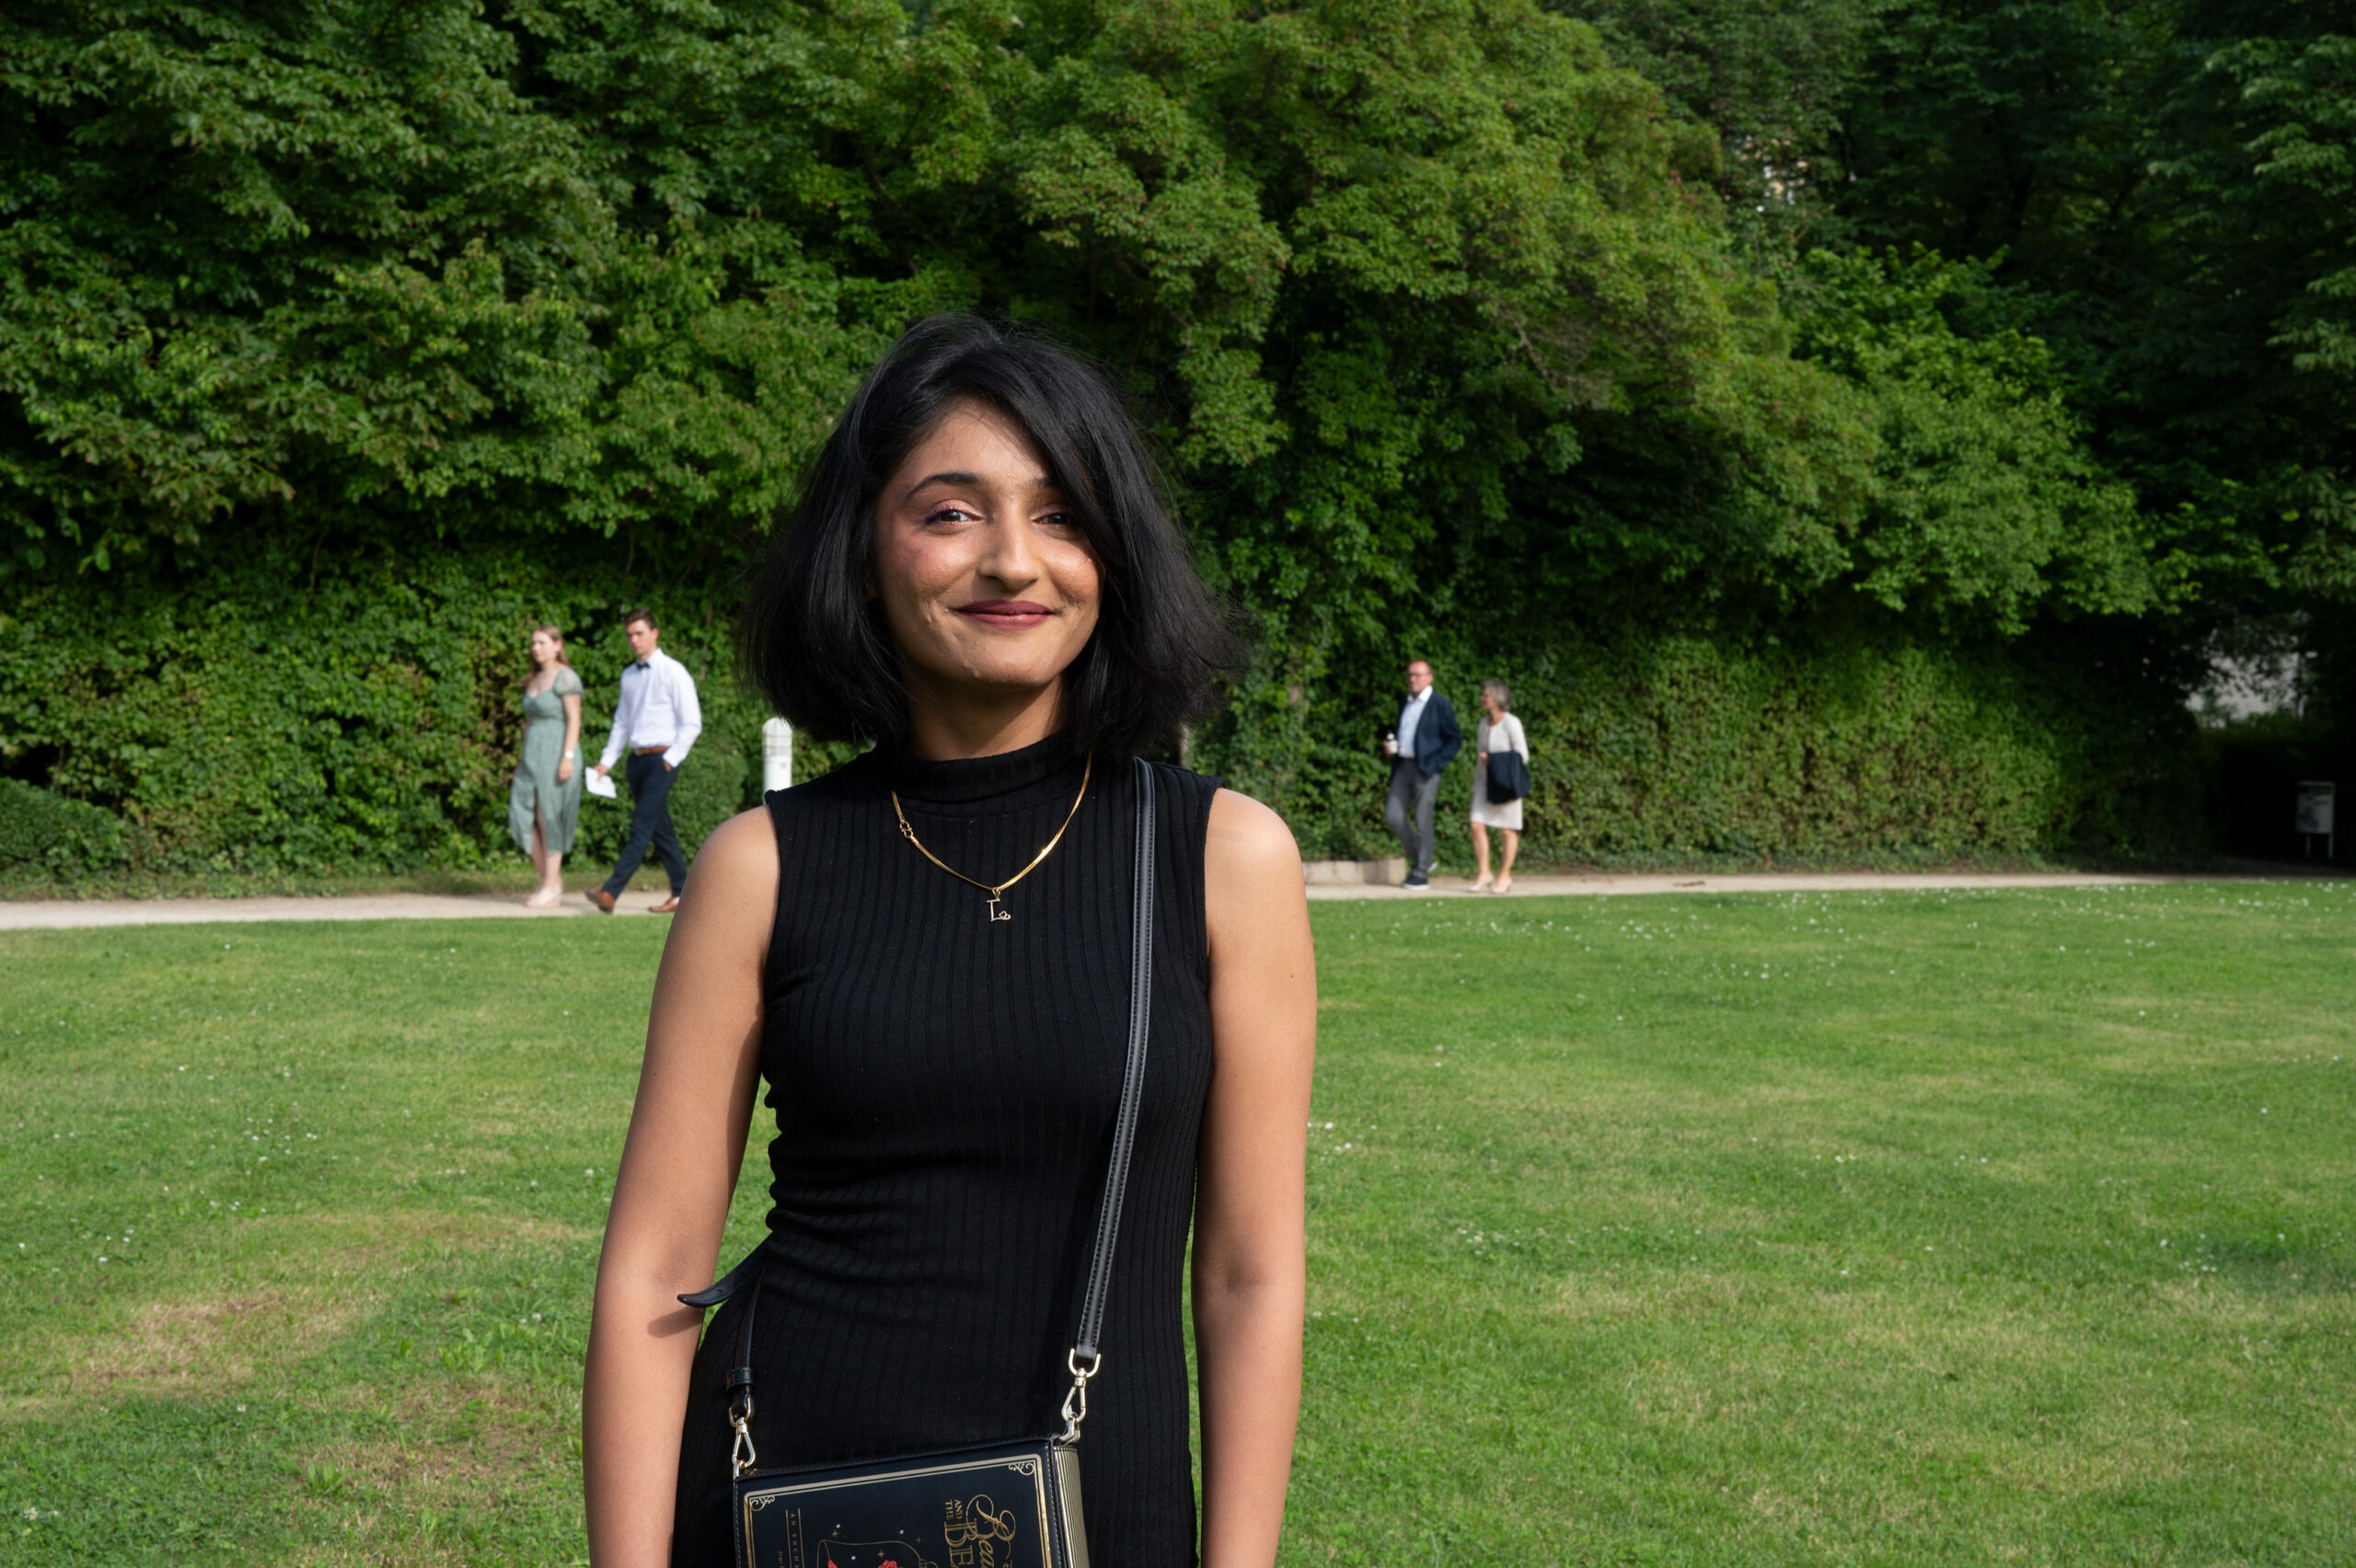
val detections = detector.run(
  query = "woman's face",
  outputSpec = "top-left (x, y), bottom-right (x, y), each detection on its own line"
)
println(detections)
top-left (871, 399), bottom-right (1102, 713)
top-left (529, 630), bottom-right (559, 668)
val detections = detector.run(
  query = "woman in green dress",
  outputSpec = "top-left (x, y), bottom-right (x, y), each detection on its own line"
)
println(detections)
top-left (510, 623), bottom-right (585, 907)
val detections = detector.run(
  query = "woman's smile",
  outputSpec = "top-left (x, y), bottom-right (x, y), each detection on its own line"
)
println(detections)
top-left (954, 598), bottom-right (1055, 630)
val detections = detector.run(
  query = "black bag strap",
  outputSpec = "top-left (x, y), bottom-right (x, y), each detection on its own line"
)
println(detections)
top-left (680, 755), bottom-right (1158, 1464)
top-left (1076, 754), bottom-right (1155, 1365)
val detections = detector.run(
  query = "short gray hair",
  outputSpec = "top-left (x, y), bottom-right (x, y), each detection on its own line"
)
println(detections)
top-left (1481, 678), bottom-right (1510, 709)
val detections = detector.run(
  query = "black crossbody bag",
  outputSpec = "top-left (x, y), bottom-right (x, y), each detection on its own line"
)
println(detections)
top-left (1486, 747), bottom-right (1530, 804)
top-left (678, 758), bottom-right (1159, 1568)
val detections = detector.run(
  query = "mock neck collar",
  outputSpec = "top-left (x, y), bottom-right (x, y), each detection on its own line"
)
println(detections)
top-left (869, 733), bottom-right (1082, 806)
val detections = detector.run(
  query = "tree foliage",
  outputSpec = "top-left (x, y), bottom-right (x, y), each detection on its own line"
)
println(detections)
top-left (0, 0), bottom-right (899, 571)
top-left (1827, 0), bottom-right (2354, 605)
top-left (2, 0), bottom-right (2338, 868)
top-left (2, 0), bottom-right (2149, 615)
top-left (1791, 248), bottom-right (2158, 632)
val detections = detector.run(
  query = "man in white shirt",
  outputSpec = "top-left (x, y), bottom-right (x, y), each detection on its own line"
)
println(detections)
top-left (586, 608), bottom-right (701, 914)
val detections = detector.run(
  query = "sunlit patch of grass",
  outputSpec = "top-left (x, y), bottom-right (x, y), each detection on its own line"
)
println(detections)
top-left (1294, 884), bottom-right (2355, 1564)
top-left (0, 920), bottom-right (688, 1563)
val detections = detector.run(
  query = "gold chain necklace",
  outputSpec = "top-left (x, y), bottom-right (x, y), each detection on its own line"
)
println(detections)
top-left (892, 753), bottom-right (1092, 924)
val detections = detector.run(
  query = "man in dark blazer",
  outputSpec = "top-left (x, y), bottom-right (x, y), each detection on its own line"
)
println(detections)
top-left (1381, 657), bottom-right (1462, 888)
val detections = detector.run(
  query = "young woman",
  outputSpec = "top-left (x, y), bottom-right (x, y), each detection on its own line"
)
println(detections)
top-left (1469, 678), bottom-right (1528, 894)
top-left (582, 317), bottom-right (1316, 1568)
top-left (509, 623), bottom-right (584, 907)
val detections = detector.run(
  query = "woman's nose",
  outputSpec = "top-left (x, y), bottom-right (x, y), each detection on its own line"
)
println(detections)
top-left (976, 515), bottom-right (1042, 587)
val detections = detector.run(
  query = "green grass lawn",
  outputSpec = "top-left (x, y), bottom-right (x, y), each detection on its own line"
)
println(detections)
top-left (3, 885), bottom-right (2350, 1565)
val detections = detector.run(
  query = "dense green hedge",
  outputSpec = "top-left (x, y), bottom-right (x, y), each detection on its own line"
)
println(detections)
top-left (1, 539), bottom-right (2203, 882)
top-left (0, 542), bottom-right (793, 879)
top-left (1196, 628), bottom-right (2204, 866)
top-left (0, 778), bottom-right (131, 872)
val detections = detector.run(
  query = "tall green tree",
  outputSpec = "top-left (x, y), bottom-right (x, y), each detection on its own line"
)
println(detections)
top-left (1828, 0), bottom-right (2355, 609)
top-left (2148, 3), bottom-right (2356, 599)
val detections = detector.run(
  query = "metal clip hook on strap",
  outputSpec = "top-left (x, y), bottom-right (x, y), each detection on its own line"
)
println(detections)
top-left (1057, 1348), bottom-right (1102, 1446)
top-left (729, 1392), bottom-right (758, 1478)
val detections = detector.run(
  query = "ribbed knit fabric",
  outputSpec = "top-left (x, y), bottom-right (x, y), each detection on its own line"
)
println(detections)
top-left (672, 738), bottom-right (1218, 1567)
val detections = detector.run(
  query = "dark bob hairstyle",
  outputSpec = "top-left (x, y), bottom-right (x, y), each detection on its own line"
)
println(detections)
top-left (743, 315), bottom-right (1240, 758)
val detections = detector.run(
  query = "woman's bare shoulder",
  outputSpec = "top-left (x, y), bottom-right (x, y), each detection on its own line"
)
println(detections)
top-left (1205, 787), bottom-right (1301, 892)
top-left (682, 807), bottom-right (781, 920)
top-left (1202, 789), bottom-right (1312, 1010)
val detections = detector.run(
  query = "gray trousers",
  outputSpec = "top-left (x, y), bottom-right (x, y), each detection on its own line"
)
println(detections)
top-left (1385, 759), bottom-right (1441, 877)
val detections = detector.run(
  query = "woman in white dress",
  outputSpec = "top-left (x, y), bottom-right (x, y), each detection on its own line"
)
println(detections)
top-left (1469, 678), bottom-right (1529, 893)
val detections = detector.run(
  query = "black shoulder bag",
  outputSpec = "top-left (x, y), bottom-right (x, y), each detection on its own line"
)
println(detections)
top-left (678, 757), bottom-right (1159, 1568)
top-left (1486, 744), bottom-right (1530, 804)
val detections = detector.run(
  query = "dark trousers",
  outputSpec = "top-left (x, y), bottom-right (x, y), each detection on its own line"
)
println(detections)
top-left (1385, 758), bottom-right (1441, 877)
top-left (606, 751), bottom-right (687, 897)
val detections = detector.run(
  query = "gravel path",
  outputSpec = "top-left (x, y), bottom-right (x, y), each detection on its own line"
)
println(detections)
top-left (1301, 870), bottom-right (2308, 900)
top-left (0, 868), bottom-right (2334, 928)
top-left (0, 888), bottom-right (682, 929)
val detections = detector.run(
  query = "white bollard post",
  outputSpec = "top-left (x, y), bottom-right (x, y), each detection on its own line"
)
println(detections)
top-left (762, 717), bottom-right (794, 795)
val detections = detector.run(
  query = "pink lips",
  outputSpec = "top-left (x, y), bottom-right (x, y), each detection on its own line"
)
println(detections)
top-left (954, 599), bottom-right (1053, 629)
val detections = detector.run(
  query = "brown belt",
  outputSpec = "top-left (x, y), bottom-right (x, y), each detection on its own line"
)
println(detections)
top-left (632, 745), bottom-right (667, 755)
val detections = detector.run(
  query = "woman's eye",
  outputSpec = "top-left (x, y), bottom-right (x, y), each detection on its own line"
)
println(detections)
top-left (1038, 511), bottom-right (1078, 530)
top-left (923, 506), bottom-right (976, 525)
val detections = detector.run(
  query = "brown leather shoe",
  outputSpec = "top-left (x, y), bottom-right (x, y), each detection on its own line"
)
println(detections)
top-left (650, 895), bottom-right (681, 915)
top-left (585, 888), bottom-right (618, 914)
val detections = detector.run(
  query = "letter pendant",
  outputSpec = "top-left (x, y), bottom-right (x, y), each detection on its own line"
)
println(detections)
top-left (986, 894), bottom-right (1011, 924)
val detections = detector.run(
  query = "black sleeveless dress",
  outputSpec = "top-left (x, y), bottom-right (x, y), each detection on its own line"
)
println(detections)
top-left (672, 739), bottom-right (1219, 1567)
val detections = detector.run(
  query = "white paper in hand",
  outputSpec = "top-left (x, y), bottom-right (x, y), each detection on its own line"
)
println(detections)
top-left (584, 768), bottom-right (618, 800)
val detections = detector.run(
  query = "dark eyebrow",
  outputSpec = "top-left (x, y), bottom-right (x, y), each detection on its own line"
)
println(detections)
top-left (906, 470), bottom-right (981, 491)
top-left (902, 470), bottom-right (1070, 509)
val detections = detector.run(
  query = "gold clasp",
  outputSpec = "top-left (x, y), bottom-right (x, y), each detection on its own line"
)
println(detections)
top-left (1057, 1349), bottom-right (1102, 1446)
top-left (729, 1393), bottom-right (757, 1478)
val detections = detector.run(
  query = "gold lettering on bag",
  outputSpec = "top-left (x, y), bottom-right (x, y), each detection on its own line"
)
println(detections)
top-left (941, 1494), bottom-right (1017, 1568)
top-left (815, 1539), bottom-right (933, 1568)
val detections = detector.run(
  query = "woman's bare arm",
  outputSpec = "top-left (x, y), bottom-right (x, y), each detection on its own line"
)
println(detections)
top-left (561, 690), bottom-right (583, 783)
top-left (583, 807), bottom-right (779, 1567)
top-left (1195, 788), bottom-right (1316, 1568)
